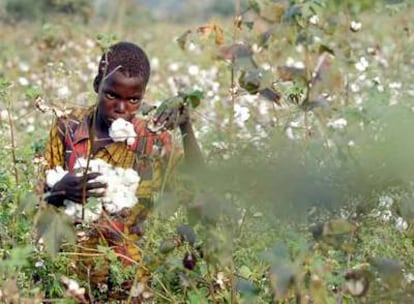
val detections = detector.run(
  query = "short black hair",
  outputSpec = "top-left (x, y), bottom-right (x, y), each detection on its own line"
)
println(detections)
top-left (93, 41), bottom-right (151, 92)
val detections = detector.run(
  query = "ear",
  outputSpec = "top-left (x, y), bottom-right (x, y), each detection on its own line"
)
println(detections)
top-left (93, 76), bottom-right (100, 93)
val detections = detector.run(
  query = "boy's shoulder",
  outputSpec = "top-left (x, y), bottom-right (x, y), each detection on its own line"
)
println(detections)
top-left (54, 106), bottom-right (92, 138)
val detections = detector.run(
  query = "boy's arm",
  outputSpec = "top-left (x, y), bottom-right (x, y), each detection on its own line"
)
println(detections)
top-left (179, 120), bottom-right (204, 168)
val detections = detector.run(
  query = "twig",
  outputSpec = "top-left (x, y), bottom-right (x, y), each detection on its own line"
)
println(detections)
top-left (6, 106), bottom-right (19, 184)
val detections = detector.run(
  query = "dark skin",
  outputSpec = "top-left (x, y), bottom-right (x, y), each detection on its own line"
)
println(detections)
top-left (48, 71), bottom-right (203, 206)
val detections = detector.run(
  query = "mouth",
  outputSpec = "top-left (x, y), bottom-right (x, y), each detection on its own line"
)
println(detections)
top-left (108, 115), bottom-right (132, 123)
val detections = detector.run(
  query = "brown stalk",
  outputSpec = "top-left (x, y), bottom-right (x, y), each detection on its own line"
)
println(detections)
top-left (5, 104), bottom-right (19, 184)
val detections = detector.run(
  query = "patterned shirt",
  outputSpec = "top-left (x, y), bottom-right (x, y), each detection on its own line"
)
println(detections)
top-left (45, 106), bottom-right (175, 200)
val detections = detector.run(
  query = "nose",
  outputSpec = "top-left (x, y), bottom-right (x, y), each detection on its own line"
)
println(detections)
top-left (115, 100), bottom-right (126, 113)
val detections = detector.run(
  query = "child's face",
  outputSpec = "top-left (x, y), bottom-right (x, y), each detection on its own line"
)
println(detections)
top-left (97, 71), bottom-right (146, 126)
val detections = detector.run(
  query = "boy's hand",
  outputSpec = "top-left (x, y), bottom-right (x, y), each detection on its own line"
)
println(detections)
top-left (47, 172), bottom-right (106, 206)
top-left (153, 104), bottom-right (191, 130)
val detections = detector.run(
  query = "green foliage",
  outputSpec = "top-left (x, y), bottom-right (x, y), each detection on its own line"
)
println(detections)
top-left (1, 0), bottom-right (414, 302)
top-left (35, 206), bottom-right (76, 258)
top-left (4, 0), bottom-right (92, 22)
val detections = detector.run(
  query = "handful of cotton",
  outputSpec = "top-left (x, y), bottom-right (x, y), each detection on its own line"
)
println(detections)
top-left (109, 118), bottom-right (137, 146)
top-left (73, 158), bottom-right (140, 214)
top-left (45, 165), bottom-right (103, 222)
top-left (45, 158), bottom-right (140, 223)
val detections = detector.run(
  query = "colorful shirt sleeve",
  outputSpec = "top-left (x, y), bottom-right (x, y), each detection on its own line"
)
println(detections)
top-left (44, 118), bottom-right (66, 170)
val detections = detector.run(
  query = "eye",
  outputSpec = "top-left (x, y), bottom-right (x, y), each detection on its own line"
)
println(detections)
top-left (128, 98), bottom-right (142, 104)
top-left (105, 92), bottom-right (116, 100)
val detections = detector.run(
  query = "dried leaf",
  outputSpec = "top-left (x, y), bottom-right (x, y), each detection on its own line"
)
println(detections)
top-left (277, 65), bottom-right (307, 82)
top-left (197, 24), bottom-right (214, 39)
top-left (176, 30), bottom-right (192, 51)
top-left (261, 3), bottom-right (287, 23)
top-left (218, 43), bottom-right (252, 62)
top-left (259, 88), bottom-right (282, 104)
top-left (214, 24), bottom-right (224, 45)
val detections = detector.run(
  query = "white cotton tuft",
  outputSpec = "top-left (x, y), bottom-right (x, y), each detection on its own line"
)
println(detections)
top-left (46, 158), bottom-right (141, 224)
top-left (45, 166), bottom-right (68, 187)
top-left (109, 118), bottom-right (137, 146)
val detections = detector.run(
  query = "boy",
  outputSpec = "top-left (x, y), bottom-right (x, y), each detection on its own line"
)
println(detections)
top-left (44, 41), bottom-right (202, 301)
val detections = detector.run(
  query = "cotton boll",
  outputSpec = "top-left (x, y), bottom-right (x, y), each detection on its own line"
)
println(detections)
top-left (64, 200), bottom-right (78, 218)
top-left (126, 137), bottom-right (135, 146)
top-left (103, 201), bottom-right (119, 214)
top-left (46, 166), bottom-right (68, 187)
top-left (64, 200), bottom-right (103, 223)
top-left (122, 168), bottom-right (140, 186)
top-left (109, 118), bottom-right (137, 145)
top-left (395, 217), bottom-right (408, 231)
top-left (74, 157), bottom-right (88, 170)
top-left (89, 158), bottom-right (111, 173)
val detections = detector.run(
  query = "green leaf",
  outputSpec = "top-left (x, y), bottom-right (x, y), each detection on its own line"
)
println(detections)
top-left (187, 290), bottom-right (209, 304)
top-left (239, 70), bottom-right (260, 94)
top-left (96, 33), bottom-right (119, 51)
top-left (323, 219), bottom-right (356, 236)
top-left (159, 239), bottom-right (177, 254)
top-left (155, 191), bottom-right (181, 219)
top-left (247, 0), bottom-right (261, 14)
top-left (16, 191), bottom-right (38, 214)
top-left (85, 197), bottom-right (100, 210)
top-left (180, 89), bottom-right (204, 108)
top-left (0, 78), bottom-right (12, 96)
top-left (243, 21), bottom-right (255, 30)
top-left (239, 265), bottom-right (252, 278)
top-left (25, 86), bottom-right (43, 100)
top-left (35, 206), bottom-right (76, 257)
top-left (399, 195), bottom-right (414, 220)
top-left (369, 258), bottom-right (403, 288)
top-left (0, 246), bottom-right (33, 270)
top-left (236, 278), bottom-right (259, 297)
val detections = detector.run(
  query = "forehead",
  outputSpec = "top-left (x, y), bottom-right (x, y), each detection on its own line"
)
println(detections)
top-left (102, 71), bottom-right (146, 91)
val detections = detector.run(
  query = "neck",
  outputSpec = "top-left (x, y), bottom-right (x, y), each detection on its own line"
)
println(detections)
top-left (93, 108), bottom-right (110, 141)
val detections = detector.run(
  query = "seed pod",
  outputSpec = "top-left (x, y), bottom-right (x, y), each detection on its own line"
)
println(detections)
top-left (130, 223), bottom-right (144, 236)
top-left (183, 251), bottom-right (197, 270)
top-left (344, 269), bottom-right (370, 297)
top-left (177, 225), bottom-right (196, 246)
top-left (195, 244), bottom-right (204, 259)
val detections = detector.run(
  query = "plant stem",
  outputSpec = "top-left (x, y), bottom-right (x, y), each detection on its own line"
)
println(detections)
top-left (6, 104), bottom-right (19, 184)
top-left (228, 0), bottom-right (241, 154)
